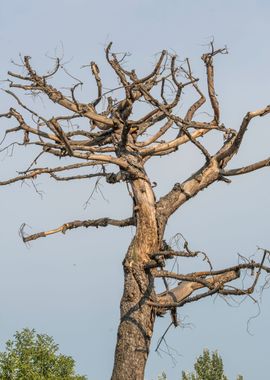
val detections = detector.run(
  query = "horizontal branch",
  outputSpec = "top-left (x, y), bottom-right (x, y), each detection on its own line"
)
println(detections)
top-left (0, 162), bottom-right (109, 186)
top-left (49, 172), bottom-right (106, 181)
top-left (151, 270), bottom-right (240, 309)
top-left (182, 261), bottom-right (270, 277)
top-left (151, 249), bottom-right (270, 311)
top-left (149, 249), bottom-right (212, 269)
top-left (150, 250), bottom-right (200, 258)
top-left (22, 217), bottom-right (135, 242)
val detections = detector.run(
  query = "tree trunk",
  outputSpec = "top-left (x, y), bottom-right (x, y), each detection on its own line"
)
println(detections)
top-left (111, 177), bottom-right (160, 380)
top-left (111, 263), bottom-right (156, 380)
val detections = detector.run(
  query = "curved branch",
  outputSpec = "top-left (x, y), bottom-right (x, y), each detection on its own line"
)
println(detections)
top-left (182, 58), bottom-right (206, 123)
top-left (90, 61), bottom-right (102, 107)
top-left (217, 105), bottom-right (270, 163)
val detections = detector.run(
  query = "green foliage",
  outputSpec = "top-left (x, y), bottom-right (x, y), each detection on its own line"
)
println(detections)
top-left (0, 328), bottom-right (87, 380)
top-left (181, 349), bottom-right (243, 380)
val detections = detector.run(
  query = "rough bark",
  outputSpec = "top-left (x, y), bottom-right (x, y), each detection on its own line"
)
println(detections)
top-left (111, 261), bottom-right (156, 380)
top-left (111, 178), bottom-right (159, 380)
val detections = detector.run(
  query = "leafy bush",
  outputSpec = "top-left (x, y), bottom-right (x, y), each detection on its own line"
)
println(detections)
top-left (157, 349), bottom-right (243, 380)
top-left (0, 328), bottom-right (87, 379)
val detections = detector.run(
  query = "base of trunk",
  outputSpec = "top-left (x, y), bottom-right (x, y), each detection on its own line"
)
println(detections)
top-left (111, 265), bottom-right (156, 380)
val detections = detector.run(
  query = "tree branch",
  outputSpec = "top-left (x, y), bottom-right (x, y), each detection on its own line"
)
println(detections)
top-left (201, 44), bottom-right (227, 124)
top-left (21, 217), bottom-right (135, 242)
top-left (9, 56), bottom-right (114, 127)
top-left (151, 270), bottom-right (239, 309)
top-left (0, 161), bottom-right (122, 186)
top-left (156, 158), bottom-right (220, 224)
top-left (221, 157), bottom-right (270, 177)
top-left (150, 249), bottom-right (270, 311)
top-left (216, 105), bottom-right (270, 163)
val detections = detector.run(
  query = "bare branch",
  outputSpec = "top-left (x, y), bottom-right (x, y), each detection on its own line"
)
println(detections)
top-left (135, 50), bottom-right (167, 84)
top-left (105, 43), bottom-right (130, 93)
top-left (0, 161), bottom-right (120, 186)
top-left (90, 61), bottom-right (102, 107)
top-left (201, 44), bottom-right (228, 124)
top-left (49, 118), bottom-right (74, 155)
top-left (3, 108), bottom-right (60, 143)
top-left (9, 56), bottom-right (114, 127)
top-left (150, 249), bottom-right (270, 311)
top-left (217, 105), bottom-right (270, 163)
top-left (43, 57), bottom-right (61, 79)
top-left (140, 128), bottom-right (210, 157)
top-left (49, 172), bottom-right (106, 181)
top-left (156, 158), bottom-right (221, 226)
top-left (136, 119), bottom-right (173, 147)
top-left (22, 216), bottom-right (135, 242)
top-left (182, 58), bottom-right (206, 123)
top-left (221, 157), bottom-right (270, 177)
top-left (150, 250), bottom-right (212, 270)
top-left (150, 270), bottom-right (240, 309)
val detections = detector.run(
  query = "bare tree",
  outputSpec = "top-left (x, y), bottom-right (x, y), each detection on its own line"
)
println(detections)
top-left (1, 42), bottom-right (270, 380)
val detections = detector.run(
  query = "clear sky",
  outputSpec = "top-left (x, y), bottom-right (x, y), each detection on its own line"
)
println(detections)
top-left (0, 1), bottom-right (270, 379)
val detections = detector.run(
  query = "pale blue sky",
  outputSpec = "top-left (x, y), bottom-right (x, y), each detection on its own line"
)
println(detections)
top-left (1, 1), bottom-right (270, 379)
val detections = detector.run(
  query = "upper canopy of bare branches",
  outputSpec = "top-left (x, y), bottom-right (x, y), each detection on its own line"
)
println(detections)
top-left (1, 43), bottom-right (270, 315)
top-left (1, 43), bottom-right (269, 194)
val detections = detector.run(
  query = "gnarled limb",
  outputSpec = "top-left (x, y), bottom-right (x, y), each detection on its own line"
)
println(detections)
top-left (154, 270), bottom-right (240, 309)
top-left (21, 217), bottom-right (135, 243)
top-left (149, 248), bottom-right (270, 312)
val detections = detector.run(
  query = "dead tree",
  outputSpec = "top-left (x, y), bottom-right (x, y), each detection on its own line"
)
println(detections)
top-left (1, 43), bottom-right (270, 380)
